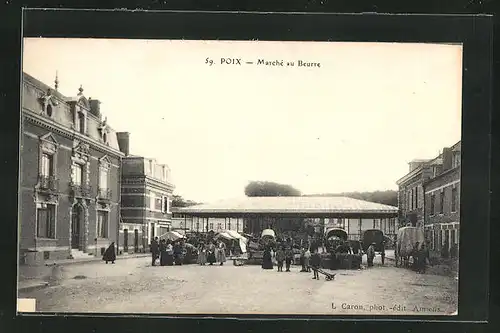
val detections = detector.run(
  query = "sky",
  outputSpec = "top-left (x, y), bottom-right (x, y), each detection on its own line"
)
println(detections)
top-left (22, 38), bottom-right (463, 203)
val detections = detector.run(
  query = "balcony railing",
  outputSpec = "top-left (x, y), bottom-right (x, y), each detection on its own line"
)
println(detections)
top-left (98, 187), bottom-right (112, 200)
top-left (70, 182), bottom-right (92, 198)
top-left (38, 175), bottom-right (59, 192)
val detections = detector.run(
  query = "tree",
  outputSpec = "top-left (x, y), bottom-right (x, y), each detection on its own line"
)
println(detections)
top-left (244, 181), bottom-right (302, 197)
top-left (171, 195), bottom-right (198, 208)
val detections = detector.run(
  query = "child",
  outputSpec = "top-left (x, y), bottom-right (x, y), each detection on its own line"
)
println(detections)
top-left (276, 247), bottom-right (285, 272)
top-left (310, 249), bottom-right (321, 280)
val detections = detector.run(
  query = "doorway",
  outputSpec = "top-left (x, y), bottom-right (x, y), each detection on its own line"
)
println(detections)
top-left (123, 229), bottom-right (129, 253)
top-left (150, 222), bottom-right (155, 243)
top-left (134, 229), bottom-right (139, 252)
top-left (71, 204), bottom-right (82, 249)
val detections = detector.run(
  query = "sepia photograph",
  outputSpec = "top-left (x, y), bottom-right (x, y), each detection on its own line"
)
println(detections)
top-left (17, 38), bottom-right (462, 316)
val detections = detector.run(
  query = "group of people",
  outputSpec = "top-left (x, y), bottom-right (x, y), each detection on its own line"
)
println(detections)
top-left (196, 240), bottom-right (227, 266)
top-left (150, 237), bottom-right (185, 266)
top-left (411, 242), bottom-right (431, 273)
top-left (261, 244), bottom-right (323, 280)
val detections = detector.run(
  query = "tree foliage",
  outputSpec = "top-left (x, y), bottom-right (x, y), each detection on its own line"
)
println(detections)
top-left (244, 181), bottom-right (302, 197)
top-left (171, 195), bottom-right (198, 208)
top-left (304, 190), bottom-right (398, 207)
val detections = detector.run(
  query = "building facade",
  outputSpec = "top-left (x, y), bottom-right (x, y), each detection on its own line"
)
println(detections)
top-left (118, 134), bottom-right (175, 253)
top-left (20, 73), bottom-right (123, 264)
top-left (423, 142), bottom-right (461, 253)
top-left (396, 157), bottom-right (443, 228)
top-left (396, 141), bottom-right (461, 253)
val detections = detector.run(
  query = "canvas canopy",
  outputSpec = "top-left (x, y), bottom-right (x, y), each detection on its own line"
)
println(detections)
top-left (160, 231), bottom-right (185, 241)
top-left (215, 231), bottom-right (248, 253)
top-left (325, 228), bottom-right (348, 240)
top-left (261, 229), bottom-right (276, 239)
top-left (396, 226), bottom-right (425, 258)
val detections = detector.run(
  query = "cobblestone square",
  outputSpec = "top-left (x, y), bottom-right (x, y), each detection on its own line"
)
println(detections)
top-left (18, 255), bottom-right (458, 316)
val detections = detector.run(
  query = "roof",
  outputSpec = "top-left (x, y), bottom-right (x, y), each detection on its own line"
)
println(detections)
top-left (177, 196), bottom-right (398, 215)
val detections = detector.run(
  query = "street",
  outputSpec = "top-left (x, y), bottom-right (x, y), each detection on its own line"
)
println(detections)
top-left (18, 255), bottom-right (458, 315)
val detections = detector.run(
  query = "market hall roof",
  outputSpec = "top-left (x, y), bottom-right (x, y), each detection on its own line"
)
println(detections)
top-left (176, 196), bottom-right (398, 216)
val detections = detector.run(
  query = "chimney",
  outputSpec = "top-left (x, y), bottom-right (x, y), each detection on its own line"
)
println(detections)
top-left (116, 132), bottom-right (130, 156)
top-left (89, 99), bottom-right (101, 118)
top-left (442, 147), bottom-right (453, 171)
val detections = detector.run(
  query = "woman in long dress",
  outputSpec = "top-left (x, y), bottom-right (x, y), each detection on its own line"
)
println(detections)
top-left (261, 246), bottom-right (273, 269)
top-left (216, 241), bottom-right (227, 266)
top-left (207, 242), bottom-right (217, 265)
top-left (102, 242), bottom-right (116, 264)
top-left (159, 239), bottom-right (168, 266)
top-left (198, 242), bottom-right (207, 265)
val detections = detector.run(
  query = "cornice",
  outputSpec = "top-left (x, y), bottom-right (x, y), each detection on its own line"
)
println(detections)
top-left (23, 108), bottom-right (124, 159)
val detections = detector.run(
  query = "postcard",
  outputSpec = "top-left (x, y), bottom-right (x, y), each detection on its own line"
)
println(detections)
top-left (18, 38), bottom-right (461, 316)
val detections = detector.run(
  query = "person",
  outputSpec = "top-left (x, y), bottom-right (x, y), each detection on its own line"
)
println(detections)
top-left (173, 241), bottom-right (183, 265)
top-left (102, 242), bottom-right (116, 264)
top-left (262, 246), bottom-right (274, 270)
top-left (366, 242), bottom-right (376, 268)
top-left (380, 240), bottom-right (386, 265)
top-left (150, 237), bottom-right (160, 266)
top-left (285, 246), bottom-right (294, 272)
top-left (165, 240), bottom-right (174, 266)
top-left (299, 247), bottom-right (307, 272)
top-left (207, 242), bottom-right (216, 265)
top-left (159, 239), bottom-right (167, 266)
top-left (304, 247), bottom-right (311, 272)
top-left (216, 241), bottom-right (227, 266)
top-left (412, 242), bottom-right (420, 271)
top-left (197, 242), bottom-right (207, 265)
top-left (310, 249), bottom-right (321, 280)
top-left (275, 246), bottom-right (285, 272)
top-left (417, 243), bottom-right (430, 273)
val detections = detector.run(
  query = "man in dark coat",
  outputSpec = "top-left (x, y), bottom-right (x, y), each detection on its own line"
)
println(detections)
top-left (261, 246), bottom-right (274, 269)
top-left (102, 242), bottom-right (116, 264)
top-left (285, 247), bottom-right (294, 272)
top-left (150, 237), bottom-right (160, 266)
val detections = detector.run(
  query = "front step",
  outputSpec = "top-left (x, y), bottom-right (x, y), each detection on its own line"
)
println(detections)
top-left (71, 249), bottom-right (91, 259)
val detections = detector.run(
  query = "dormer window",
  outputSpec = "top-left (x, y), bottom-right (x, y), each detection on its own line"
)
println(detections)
top-left (102, 132), bottom-right (107, 144)
top-left (78, 112), bottom-right (86, 134)
top-left (46, 104), bottom-right (53, 117)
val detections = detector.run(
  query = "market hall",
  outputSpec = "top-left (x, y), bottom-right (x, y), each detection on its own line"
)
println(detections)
top-left (176, 196), bottom-right (398, 241)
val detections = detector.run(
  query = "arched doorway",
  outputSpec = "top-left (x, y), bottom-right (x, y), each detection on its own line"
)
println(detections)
top-left (71, 204), bottom-right (83, 249)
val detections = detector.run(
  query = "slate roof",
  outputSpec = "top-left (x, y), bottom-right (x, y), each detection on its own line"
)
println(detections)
top-left (177, 196), bottom-right (398, 214)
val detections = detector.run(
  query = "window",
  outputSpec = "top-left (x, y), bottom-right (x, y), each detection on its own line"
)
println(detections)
top-left (415, 187), bottom-right (418, 209)
top-left (149, 160), bottom-right (153, 175)
top-left (452, 152), bottom-right (460, 168)
top-left (150, 192), bottom-right (156, 210)
top-left (228, 221), bottom-right (231, 230)
top-left (430, 194), bottom-right (435, 215)
top-left (102, 132), bottom-right (107, 144)
top-left (97, 211), bottom-right (108, 238)
top-left (155, 195), bottom-right (163, 211)
top-left (46, 104), bottom-right (53, 117)
top-left (99, 168), bottom-right (108, 190)
top-left (72, 163), bottom-right (83, 185)
top-left (217, 223), bottom-right (222, 231)
top-left (37, 204), bottom-right (55, 238)
top-left (210, 223), bottom-right (214, 230)
top-left (41, 153), bottom-right (53, 176)
top-left (409, 190), bottom-right (413, 210)
top-left (439, 191), bottom-right (445, 214)
top-left (451, 187), bottom-right (458, 212)
top-left (78, 113), bottom-right (86, 134)
top-left (162, 196), bottom-right (169, 213)
top-left (196, 221), bottom-right (200, 231)
top-left (236, 220), bottom-right (240, 231)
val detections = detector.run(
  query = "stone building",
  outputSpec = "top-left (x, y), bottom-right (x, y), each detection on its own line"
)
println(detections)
top-left (396, 141), bottom-right (461, 253)
top-left (423, 142), bottom-right (461, 253)
top-left (20, 72), bottom-right (123, 264)
top-left (396, 157), bottom-right (442, 228)
top-left (117, 133), bottom-right (175, 253)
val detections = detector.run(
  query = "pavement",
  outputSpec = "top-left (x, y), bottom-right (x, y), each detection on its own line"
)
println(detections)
top-left (18, 253), bottom-right (150, 292)
top-left (18, 254), bottom-right (458, 315)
